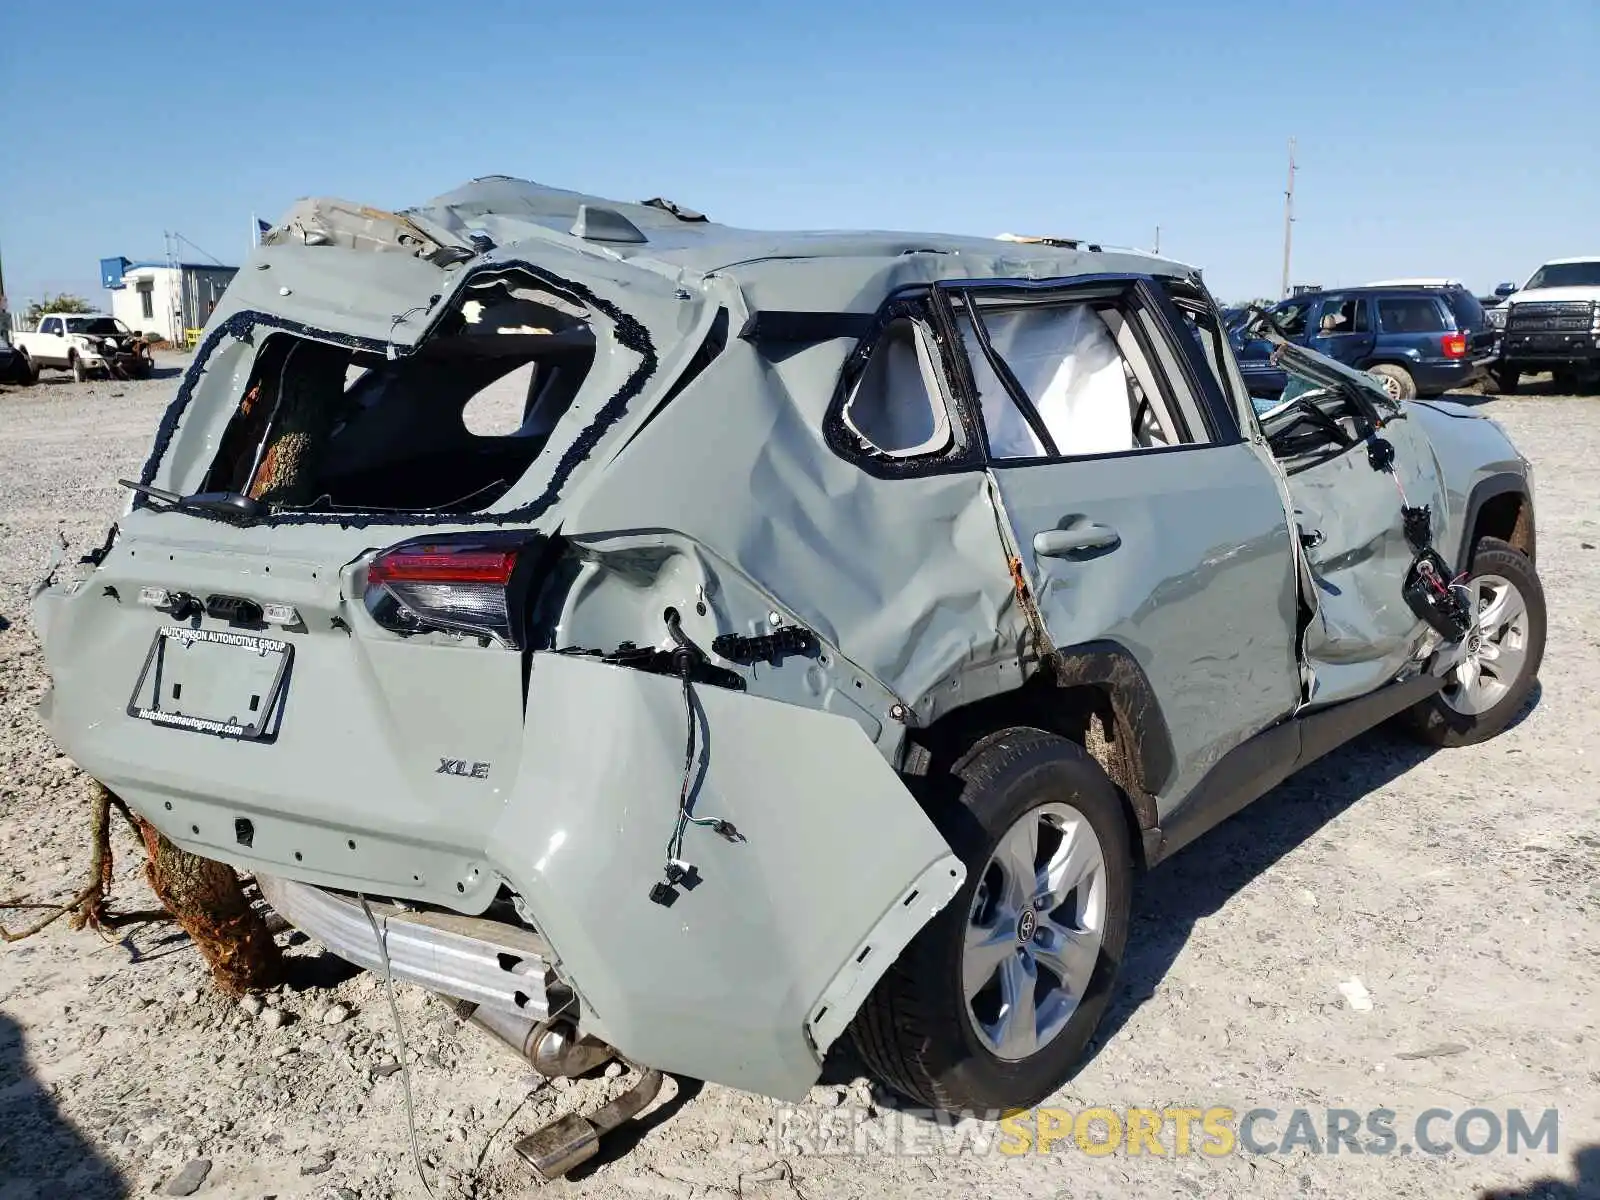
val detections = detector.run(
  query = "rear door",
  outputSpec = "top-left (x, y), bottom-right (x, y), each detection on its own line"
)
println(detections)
top-left (945, 276), bottom-right (1303, 808)
top-left (1307, 295), bottom-right (1377, 367)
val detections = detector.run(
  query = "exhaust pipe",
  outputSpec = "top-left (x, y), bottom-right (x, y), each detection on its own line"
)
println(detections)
top-left (513, 1064), bottom-right (665, 1182)
top-left (456, 1002), bottom-right (665, 1181)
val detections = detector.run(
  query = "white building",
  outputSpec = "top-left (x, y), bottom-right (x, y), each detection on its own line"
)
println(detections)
top-left (100, 257), bottom-right (238, 345)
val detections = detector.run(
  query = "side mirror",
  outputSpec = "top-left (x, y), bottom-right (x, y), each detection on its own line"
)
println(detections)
top-left (1494, 282), bottom-right (1517, 297)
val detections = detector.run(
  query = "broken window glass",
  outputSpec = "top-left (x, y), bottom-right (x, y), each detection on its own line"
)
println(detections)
top-left (201, 279), bottom-right (600, 514)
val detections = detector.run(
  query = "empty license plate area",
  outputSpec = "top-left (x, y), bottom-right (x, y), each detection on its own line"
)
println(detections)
top-left (127, 627), bottom-right (293, 739)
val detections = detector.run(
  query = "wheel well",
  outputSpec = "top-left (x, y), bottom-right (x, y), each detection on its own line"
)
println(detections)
top-left (1472, 490), bottom-right (1535, 563)
top-left (903, 673), bottom-right (1158, 868)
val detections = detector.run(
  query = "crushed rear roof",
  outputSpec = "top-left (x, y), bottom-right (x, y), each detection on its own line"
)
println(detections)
top-left (405, 176), bottom-right (1192, 288)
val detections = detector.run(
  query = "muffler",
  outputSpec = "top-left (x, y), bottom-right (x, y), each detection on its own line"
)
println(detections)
top-left (467, 1007), bottom-right (613, 1077)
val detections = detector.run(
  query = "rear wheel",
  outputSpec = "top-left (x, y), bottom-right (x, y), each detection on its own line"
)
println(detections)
top-left (1493, 366), bottom-right (1521, 394)
top-left (848, 729), bottom-right (1132, 1112)
top-left (70, 352), bottom-right (87, 383)
top-left (1400, 538), bottom-right (1544, 747)
top-left (1367, 363), bottom-right (1416, 402)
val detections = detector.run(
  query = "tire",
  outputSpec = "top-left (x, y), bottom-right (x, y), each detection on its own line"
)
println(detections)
top-left (71, 352), bottom-right (86, 383)
top-left (1367, 363), bottom-right (1417, 402)
top-left (848, 728), bottom-right (1133, 1112)
top-left (1399, 537), bottom-right (1545, 747)
top-left (20, 351), bottom-right (37, 385)
top-left (1494, 366), bottom-right (1521, 394)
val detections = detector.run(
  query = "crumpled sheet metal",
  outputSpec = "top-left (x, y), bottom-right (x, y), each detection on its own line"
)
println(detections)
top-left (1292, 411), bottom-right (1451, 706)
top-left (565, 323), bottom-right (1031, 728)
top-left (490, 651), bottom-right (965, 1100)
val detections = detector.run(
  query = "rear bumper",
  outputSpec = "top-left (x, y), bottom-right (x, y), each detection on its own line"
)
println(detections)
top-left (1407, 359), bottom-right (1481, 395)
top-left (257, 875), bottom-right (551, 1020)
top-left (36, 570), bottom-right (963, 1102)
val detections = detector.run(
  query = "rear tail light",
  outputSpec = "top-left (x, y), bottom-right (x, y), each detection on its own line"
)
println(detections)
top-left (1442, 332), bottom-right (1468, 359)
top-left (364, 536), bottom-right (532, 647)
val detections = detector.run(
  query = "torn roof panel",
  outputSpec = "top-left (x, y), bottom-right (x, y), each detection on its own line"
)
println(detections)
top-left (401, 176), bottom-right (1196, 298)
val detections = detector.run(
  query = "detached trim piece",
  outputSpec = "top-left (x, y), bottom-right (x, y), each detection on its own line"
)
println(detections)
top-left (804, 856), bottom-right (967, 1056)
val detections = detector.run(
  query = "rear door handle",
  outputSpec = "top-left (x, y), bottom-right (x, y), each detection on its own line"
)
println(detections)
top-left (1033, 523), bottom-right (1120, 558)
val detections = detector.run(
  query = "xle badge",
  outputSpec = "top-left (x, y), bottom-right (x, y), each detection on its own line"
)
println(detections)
top-left (437, 758), bottom-right (491, 780)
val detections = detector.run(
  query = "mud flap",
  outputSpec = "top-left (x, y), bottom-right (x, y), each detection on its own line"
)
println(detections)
top-left (487, 652), bottom-right (965, 1101)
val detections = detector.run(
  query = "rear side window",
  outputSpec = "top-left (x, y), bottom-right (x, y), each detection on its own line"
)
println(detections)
top-left (1443, 289), bottom-right (1485, 330)
top-left (840, 317), bottom-right (955, 458)
top-left (1317, 298), bottom-right (1370, 334)
top-left (1377, 298), bottom-right (1449, 334)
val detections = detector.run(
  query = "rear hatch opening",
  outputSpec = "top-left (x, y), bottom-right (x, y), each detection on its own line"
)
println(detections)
top-left (198, 268), bottom-right (602, 518)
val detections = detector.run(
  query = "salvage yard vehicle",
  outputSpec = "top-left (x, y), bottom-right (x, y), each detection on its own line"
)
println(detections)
top-left (1231, 284), bottom-right (1495, 401)
top-left (1490, 256), bottom-right (1600, 393)
top-left (11, 312), bottom-right (154, 381)
top-left (0, 328), bottom-right (38, 385)
top-left (31, 179), bottom-right (1543, 1171)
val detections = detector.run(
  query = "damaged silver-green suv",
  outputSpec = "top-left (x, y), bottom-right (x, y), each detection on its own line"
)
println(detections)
top-left (33, 179), bottom-right (1542, 1126)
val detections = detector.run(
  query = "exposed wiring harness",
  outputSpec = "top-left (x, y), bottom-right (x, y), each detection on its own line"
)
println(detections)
top-left (649, 610), bottom-right (743, 907)
top-left (1365, 434), bottom-right (1473, 642)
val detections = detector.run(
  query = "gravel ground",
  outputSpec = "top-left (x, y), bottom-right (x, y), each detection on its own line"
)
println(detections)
top-left (2, 355), bottom-right (1597, 1200)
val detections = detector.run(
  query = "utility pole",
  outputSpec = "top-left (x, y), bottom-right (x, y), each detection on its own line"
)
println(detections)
top-left (1153, 225), bottom-right (1161, 255)
top-left (1280, 137), bottom-right (1297, 298)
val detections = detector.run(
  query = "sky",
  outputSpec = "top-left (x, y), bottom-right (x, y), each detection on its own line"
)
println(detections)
top-left (1, 0), bottom-right (1596, 310)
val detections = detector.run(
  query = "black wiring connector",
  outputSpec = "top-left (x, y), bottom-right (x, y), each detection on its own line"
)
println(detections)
top-left (648, 610), bottom-right (745, 906)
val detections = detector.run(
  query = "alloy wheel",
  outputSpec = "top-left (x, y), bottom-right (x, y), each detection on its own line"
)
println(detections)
top-left (963, 802), bottom-right (1106, 1061)
top-left (1443, 573), bottom-right (1530, 716)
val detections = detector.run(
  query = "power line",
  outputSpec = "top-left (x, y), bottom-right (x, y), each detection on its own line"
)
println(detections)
top-left (170, 231), bottom-right (227, 267)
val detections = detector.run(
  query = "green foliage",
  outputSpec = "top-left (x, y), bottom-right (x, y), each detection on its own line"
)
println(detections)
top-left (24, 293), bottom-right (95, 325)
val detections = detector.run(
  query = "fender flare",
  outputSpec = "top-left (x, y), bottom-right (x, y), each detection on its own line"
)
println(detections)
top-left (1455, 472), bottom-right (1535, 573)
top-left (1052, 639), bottom-right (1176, 799)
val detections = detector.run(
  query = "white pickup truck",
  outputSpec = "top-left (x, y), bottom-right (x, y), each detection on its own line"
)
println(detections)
top-left (11, 313), bottom-right (154, 381)
top-left (1490, 256), bottom-right (1600, 393)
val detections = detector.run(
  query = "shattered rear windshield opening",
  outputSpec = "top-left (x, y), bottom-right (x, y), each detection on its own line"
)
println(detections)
top-left (201, 278), bottom-right (597, 515)
top-left (67, 317), bottom-right (128, 336)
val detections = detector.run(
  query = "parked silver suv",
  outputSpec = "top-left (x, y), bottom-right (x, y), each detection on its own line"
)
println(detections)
top-left (33, 179), bottom-right (1543, 1122)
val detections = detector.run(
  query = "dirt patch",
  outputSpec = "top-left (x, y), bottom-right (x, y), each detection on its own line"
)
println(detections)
top-left (2, 361), bottom-right (1597, 1198)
